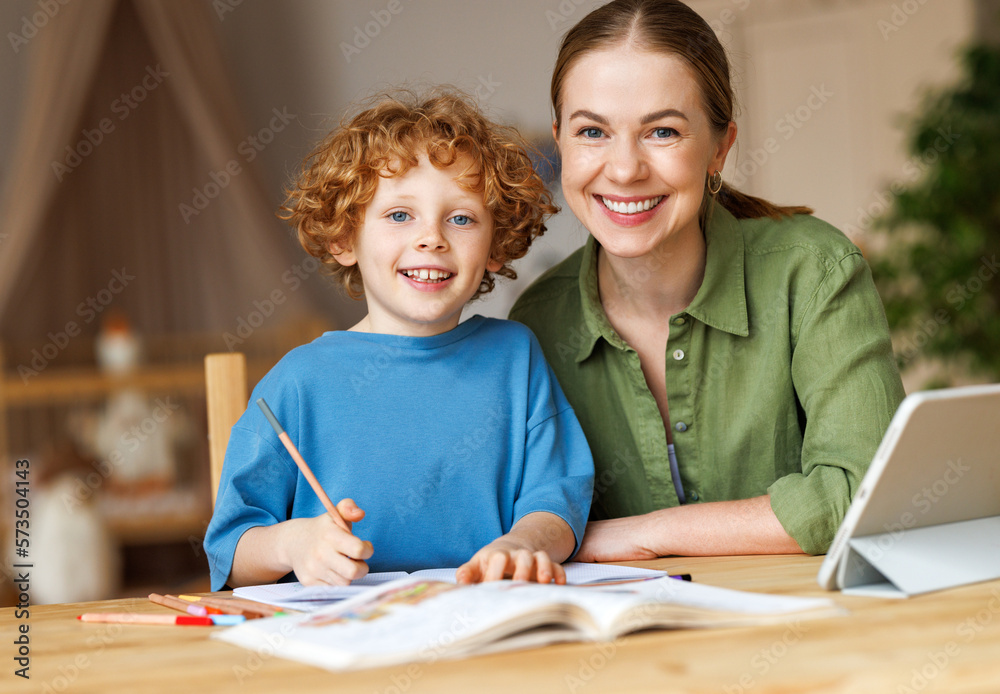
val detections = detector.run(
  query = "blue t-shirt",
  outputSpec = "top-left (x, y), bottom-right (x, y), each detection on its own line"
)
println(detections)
top-left (204, 316), bottom-right (594, 590)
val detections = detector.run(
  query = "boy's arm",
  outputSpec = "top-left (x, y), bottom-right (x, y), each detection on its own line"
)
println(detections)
top-left (228, 498), bottom-right (373, 588)
top-left (455, 511), bottom-right (576, 584)
top-left (451, 325), bottom-right (593, 586)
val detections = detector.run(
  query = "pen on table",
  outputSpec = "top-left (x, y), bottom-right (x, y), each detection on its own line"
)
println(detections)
top-left (256, 397), bottom-right (350, 532)
top-left (583, 574), bottom-right (693, 587)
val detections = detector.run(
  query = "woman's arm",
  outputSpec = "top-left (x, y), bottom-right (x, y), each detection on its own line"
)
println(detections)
top-left (574, 495), bottom-right (802, 562)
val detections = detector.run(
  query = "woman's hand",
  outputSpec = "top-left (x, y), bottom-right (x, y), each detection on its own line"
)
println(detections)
top-left (574, 516), bottom-right (661, 563)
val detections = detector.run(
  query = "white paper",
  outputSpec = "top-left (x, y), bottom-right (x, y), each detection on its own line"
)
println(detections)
top-left (234, 563), bottom-right (668, 612)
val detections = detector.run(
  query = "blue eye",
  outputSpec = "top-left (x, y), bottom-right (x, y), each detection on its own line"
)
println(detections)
top-left (389, 211), bottom-right (410, 222)
top-left (577, 127), bottom-right (604, 139)
top-left (652, 127), bottom-right (677, 138)
top-left (449, 215), bottom-right (472, 226)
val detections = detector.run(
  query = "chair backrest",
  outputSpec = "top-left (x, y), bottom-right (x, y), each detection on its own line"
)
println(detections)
top-left (204, 352), bottom-right (247, 504)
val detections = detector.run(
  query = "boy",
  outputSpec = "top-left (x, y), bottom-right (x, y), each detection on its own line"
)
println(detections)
top-left (204, 91), bottom-right (594, 590)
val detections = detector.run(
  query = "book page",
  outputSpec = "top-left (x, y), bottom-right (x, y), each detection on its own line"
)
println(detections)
top-left (234, 563), bottom-right (667, 611)
top-left (219, 578), bottom-right (586, 671)
top-left (409, 568), bottom-right (459, 581)
top-left (217, 576), bottom-right (841, 672)
top-left (233, 572), bottom-right (409, 610)
top-left (570, 576), bottom-right (843, 635)
top-left (594, 576), bottom-right (836, 615)
top-left (562, 562), bottom-right (667, 584)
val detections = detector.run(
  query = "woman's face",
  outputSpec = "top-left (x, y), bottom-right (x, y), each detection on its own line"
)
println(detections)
top-left (555, 45), bottom-right (734, 259)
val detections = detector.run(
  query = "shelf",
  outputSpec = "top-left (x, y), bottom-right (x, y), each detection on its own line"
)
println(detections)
top-left (1, 360), bottom-right (273, 406)
top-left (100, 489), bottom-right (211, 545)
top-left (0, 320), bottom-right (331, 603)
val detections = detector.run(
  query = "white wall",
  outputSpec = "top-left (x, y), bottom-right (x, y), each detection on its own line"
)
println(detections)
top-left (725, 0), bottom-right (974, 242)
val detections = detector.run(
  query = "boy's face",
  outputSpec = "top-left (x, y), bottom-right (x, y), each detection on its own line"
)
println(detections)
top-left (333, 152), bottom-right (501, 337)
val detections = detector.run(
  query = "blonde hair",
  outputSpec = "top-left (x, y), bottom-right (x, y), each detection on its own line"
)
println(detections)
top-left (552, 0), bottom-right (812, 221)
top-left (281, 90), bottom-right (557, 299)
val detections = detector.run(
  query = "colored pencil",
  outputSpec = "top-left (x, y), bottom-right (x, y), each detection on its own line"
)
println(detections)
top-left (78, 613), bottom-right (214, 626)
top-left (208, 614), bottom-right (246, 626)
top-left (177, 595), bottom-right (247, 616)
top-left (178, 594), bottom-right (285, 617)
top-left (256, 398), bottom-right (349, 531)
top-left (148, 593), bottom-right (208, 617)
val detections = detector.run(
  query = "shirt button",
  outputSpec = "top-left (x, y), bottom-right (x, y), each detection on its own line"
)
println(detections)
top-left (672, 316), bottom-right (686, 326)
top-left (675, 421), bottom-right (688, 432)
top-left (689, 491), bottom-right (700, 501)
top-left (672, 349), bottom-right (685, 361)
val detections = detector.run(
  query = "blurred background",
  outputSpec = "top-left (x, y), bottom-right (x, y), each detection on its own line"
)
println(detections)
top-left (0, 0), bottom-right (996, 605)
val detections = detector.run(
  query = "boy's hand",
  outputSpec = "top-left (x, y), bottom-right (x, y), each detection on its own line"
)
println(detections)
top-left (456, 512), bottom-right (576, 585)
top-left (281, 498), bottom-right (374, 586)
top-left (455, 538), bottom-right (566, 585)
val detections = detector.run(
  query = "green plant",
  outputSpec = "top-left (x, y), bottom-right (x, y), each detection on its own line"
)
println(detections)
top-left (871, 44), bottom-right (1000, 384)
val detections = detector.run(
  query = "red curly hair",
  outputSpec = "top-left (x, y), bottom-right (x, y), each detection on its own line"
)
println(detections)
top-left (280, 90), bottom-right (557, 299)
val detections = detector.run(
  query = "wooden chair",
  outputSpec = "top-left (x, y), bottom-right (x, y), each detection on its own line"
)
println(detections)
top-left (204, 353), bottom-right (247, 504)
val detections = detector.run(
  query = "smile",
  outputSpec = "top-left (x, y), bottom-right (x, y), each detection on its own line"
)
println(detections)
top-left (401, 268), bottom-right (453, 283)
top-left (601, 196), bottom-right (663, 215)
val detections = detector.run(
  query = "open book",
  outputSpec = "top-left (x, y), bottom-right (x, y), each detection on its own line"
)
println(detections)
top-left (233, 562), bottom-right (671, 612)
top-left (216, 575), bottom-right (841, 672)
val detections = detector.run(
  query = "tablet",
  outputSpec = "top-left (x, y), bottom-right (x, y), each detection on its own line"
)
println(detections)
top-left (817, 383), bottom-right (1000, 597)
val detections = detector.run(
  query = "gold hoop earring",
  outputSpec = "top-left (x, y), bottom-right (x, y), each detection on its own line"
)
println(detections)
top-left (708, 170), bottom-right (723, 195)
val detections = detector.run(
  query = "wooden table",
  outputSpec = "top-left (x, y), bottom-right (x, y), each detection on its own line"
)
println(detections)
top-left (6, 555), bottom-right (1000, 693)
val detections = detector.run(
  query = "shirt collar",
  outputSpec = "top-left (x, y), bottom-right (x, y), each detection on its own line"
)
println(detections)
top-left (685, 199), bottom-right (749, 338)
top-left (575, 236), bottom-right (623, 362)
top-left (574, 198), bottom-right (749, 363)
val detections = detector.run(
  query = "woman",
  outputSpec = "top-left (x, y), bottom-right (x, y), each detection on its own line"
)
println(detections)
top-left (510, 0), bottom-right (905, 560)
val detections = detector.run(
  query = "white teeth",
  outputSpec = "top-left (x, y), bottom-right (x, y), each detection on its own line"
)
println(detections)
top-left (601, 196), bottom-right (663, 214)
top-left (403, 269), bottom-right (452, 283)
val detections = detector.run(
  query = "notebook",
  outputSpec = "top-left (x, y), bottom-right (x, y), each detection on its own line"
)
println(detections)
top-left (817, 383), bottom-right (1000, 598)
top-left (234, 562), bottom-right (670, 612)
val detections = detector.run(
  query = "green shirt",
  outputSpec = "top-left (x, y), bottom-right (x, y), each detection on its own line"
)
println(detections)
top-left (509, 200), bottom-right (905, 554)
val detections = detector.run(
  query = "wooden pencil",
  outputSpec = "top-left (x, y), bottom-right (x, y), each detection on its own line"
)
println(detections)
top-left (176, 595), bottom-right (247, 616)
top-left (78, 613), bottom-right (213, 626)
top-left (179, 594), bottom-right (284, 617)
top-left (148, 593), bottom-right (208, 617)
top-left (256, 397), bottom-right (350, 531)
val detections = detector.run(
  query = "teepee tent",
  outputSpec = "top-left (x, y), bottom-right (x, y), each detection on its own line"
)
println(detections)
top-left (0, 0), bottom-right (323, 344)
